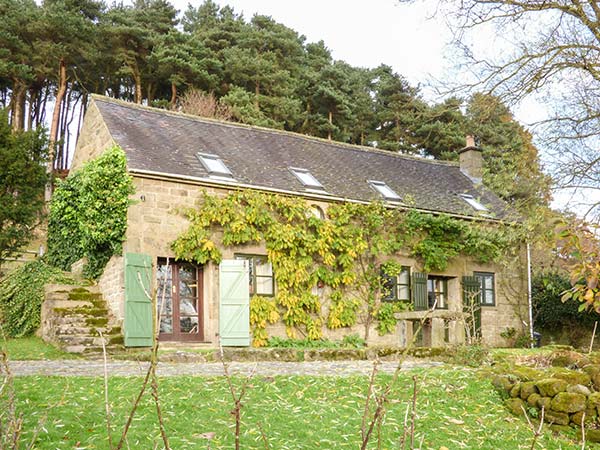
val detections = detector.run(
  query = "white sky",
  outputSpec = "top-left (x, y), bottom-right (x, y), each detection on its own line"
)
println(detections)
top-left (174, 0), bottom-right (451, 92)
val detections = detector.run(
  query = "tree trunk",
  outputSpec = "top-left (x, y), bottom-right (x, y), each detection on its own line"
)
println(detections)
top-left (132, 63), bottom-right (142, 104)
top-left (47, 58), bottom-right (67, 199)
top-left (27, 87), bottom-right (38, 131)
top-left (254, 81), bottom-right (260, 109)
top-left (10, 80), bottom-right (27, 132)
top-left (170, 82), bottom-right (177, 110)
top-left (328, 110), bottom-right (333, 141)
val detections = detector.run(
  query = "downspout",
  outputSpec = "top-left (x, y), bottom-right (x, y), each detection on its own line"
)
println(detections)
top-left (527, 242), bottom-right (534, 348)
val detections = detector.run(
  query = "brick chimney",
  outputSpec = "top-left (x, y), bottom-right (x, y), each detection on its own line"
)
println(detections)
top-left (459, 135), bottom-right (483, 183)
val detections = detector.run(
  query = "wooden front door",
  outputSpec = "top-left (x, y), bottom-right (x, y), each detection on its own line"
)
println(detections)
top-left (157, 260), bottom-right (204, 342)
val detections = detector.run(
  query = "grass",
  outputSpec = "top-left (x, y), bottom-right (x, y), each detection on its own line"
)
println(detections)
top-left (12, 367), bottom-right (587, 449)
top-left (1, 336), bottom-right (77, 360)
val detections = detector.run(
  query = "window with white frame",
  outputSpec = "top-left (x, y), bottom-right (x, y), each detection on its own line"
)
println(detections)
top-left (234, 254), bottom-right (274, 296)
top-left (196, 152), bottom-right (233, 177)
top-left (459, 194), bottom-right (488, 212)
top-left (382, 266), bottom-right (411, 301)
top-left (368, 180), bottom-right (402, 201)
top-left (289, 167), bottom-right (324, 189)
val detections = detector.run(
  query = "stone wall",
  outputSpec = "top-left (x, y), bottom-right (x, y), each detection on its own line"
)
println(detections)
top-left (70, 101), bottom-right (115, 172)
top-left (494, 357), bottom-right (600, 443)
top-left (118, 174), bottom-right (528, 347)
top-left (98, 255), bottom-right (125, 323)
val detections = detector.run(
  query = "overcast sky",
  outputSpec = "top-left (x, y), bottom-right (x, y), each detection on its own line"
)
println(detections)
top-left (171, 1), bottom-right (550, 122)
top-left (173, 0), bottom-right (451, 92)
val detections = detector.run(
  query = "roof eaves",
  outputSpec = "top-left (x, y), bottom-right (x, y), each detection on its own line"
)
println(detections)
top-left (128, 167), bottom-right (513, 225)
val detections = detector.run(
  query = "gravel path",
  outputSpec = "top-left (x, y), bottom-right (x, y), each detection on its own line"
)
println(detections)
top-left (9, 359), bottom-right (444, 377)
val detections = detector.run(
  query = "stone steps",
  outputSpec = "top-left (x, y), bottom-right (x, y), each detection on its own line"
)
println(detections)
top-left (41, 282), bottom-right (123, 354)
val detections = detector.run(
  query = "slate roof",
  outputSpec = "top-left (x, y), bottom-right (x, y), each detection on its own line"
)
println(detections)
top-left (91, 96), bottom-right (514, 221)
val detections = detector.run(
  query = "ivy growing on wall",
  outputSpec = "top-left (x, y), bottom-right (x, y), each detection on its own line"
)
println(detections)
top-left (0, 260), bottom-right (72, 337)
top-left (47, 146), bottom-right (134, 279)
top-left (172, 190), bottom-right (515, 345)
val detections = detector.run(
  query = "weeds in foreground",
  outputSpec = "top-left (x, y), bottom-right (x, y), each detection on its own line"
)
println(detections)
top-left (219, 345), bottom-right (258, 450)
top-left (0, 329), bottom-right (58, 450)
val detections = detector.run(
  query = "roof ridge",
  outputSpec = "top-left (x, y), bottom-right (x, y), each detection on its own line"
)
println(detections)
top-left (90, 94), bottom-right (459, 168)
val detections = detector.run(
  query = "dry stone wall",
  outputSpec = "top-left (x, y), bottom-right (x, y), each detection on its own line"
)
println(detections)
top-left (493, 355), bottom-right (600, 443)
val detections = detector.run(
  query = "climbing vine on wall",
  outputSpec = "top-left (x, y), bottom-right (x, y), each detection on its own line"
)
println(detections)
top-left (47, 146), bottom-right (134, 279)
top-left (172, 190), bottom-right (515, 345)
top-left (0, 260), bottom-right (72, 337)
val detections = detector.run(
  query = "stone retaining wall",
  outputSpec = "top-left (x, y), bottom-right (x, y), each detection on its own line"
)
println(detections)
top-left (493, 363), bottom-right (600, 442)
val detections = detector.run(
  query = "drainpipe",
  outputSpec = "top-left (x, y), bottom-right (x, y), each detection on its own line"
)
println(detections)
top-left (527, 242), bottom-right (534, 348)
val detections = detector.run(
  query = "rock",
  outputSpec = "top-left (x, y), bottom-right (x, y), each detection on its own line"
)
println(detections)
top-left (491, 375), bottom-right (516, 394)
top-left (537, 396), bottom-right (552, 410)
top-left (520, 381), bottom-right (538, 400)
top-left (570, 408), bottom-right (596, 426)
top-left (505, 398), bottom-right (526, 416)
top-left (585, 429), bottom-right (600, 443)
top-left (583, 364), bottom-right (600, 390)
top-left (583, 364), bottom-right (600, 377)
top-left (551, 351), bottom-right (590, 368)
top-left (567, 384), bottom-right (591, 396)
top-left (588, 392), bottom-right (600, 408)
top-left (510, 383), bottom-right (521, 398)
top-left (549, 424), bottom-right (571, 434)
top-left (512, 366), bottom-right (543, 381)
top-left (544, 410), bottom-right (570, 426)
top-left (548, 368), bottom-right (591, 386)
top-left (550, 392), bottom-right (587, 413)
top-left (536, 378), bottom-right (568, 397)
top-left (527, 393), bottom-right (541, 407)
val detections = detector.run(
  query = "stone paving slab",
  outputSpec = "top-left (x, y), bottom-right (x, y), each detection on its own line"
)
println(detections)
top-left (8, 359), bottom-right (444, 377)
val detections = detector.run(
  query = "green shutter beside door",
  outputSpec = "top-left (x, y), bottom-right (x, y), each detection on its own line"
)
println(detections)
top-left (124, 253), bottom-right (153, 347)
top-left (219, 259), bottom-right (250, 346)
top-left (462, 275), bottom-right (482, 339)
top-left (412, 272), bottom-right (428, 311)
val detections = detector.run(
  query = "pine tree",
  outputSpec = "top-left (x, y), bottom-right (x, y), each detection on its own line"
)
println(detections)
top-left (0, 109), bottom-right (48, 265)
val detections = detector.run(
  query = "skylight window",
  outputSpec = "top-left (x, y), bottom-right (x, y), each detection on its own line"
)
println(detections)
top-left (368, 180), bottom-right (402, 201)
top-left (196, 152), bottom-right (233, 177)
top-left (290, 168), bottom-right (324, 189)
top-left (459, 194), bottom-right (488, 212)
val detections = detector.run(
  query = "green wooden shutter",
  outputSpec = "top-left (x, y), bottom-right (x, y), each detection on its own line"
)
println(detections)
top-left (124, 253), bottom-right (153, 347)
top-left (219, 259), bottom-right (250, 347)
top-left (412, 272), bottom-right (428, 311)
top-left (462, 275), bottom-right (482, 339)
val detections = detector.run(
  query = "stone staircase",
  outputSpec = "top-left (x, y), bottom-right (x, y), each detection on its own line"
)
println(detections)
top-left (41, 284), bottom-right (124, 354)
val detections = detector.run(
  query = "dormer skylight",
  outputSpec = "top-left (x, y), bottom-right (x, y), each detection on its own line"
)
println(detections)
top-left (368, 180), bottom-right (401, 201)
top-left (290, 167), bottom-right (324, 189)
top-left (196, 152), bottom-right (233, 177)
top-left (459, 194), bottom-right (488, 212)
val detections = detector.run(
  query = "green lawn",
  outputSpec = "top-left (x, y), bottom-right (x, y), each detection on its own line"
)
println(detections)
top-left (1, 336), bottom-right (77, 360)
top-left (12, 367), bottom-right (586, 449)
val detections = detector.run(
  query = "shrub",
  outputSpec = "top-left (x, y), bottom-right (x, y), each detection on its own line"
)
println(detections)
top-left (47, 146), bottom-right (134, 279)
top-left (533, 271), bottom-right (600, 329)
top-left (452, 344), bottom-right (490, 367)
top-left (0, 260), bottom-right (71, 337)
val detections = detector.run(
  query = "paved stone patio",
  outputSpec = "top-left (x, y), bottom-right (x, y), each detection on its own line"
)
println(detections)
top-left (9, 359), bottom-right (444, 377)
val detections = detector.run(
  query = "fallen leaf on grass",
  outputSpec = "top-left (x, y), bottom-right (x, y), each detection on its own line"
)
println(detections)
top-left (447, 418), bottom-right (464, 425)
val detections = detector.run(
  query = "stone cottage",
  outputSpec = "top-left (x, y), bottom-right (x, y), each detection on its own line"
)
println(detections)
top-left (65, 95), bottom-right (528, 348)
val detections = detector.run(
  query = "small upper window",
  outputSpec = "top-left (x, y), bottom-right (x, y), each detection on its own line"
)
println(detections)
top-left (459, 194), bottom-right (488, 212)
top-left (309, 204), bottom-right (325, 220)
top-left (197, 152), bottom-right (233, 177)
top-left (290, 168), bottom-right (324, 189)
top-left (368, 180), bottom-right (401, 201)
